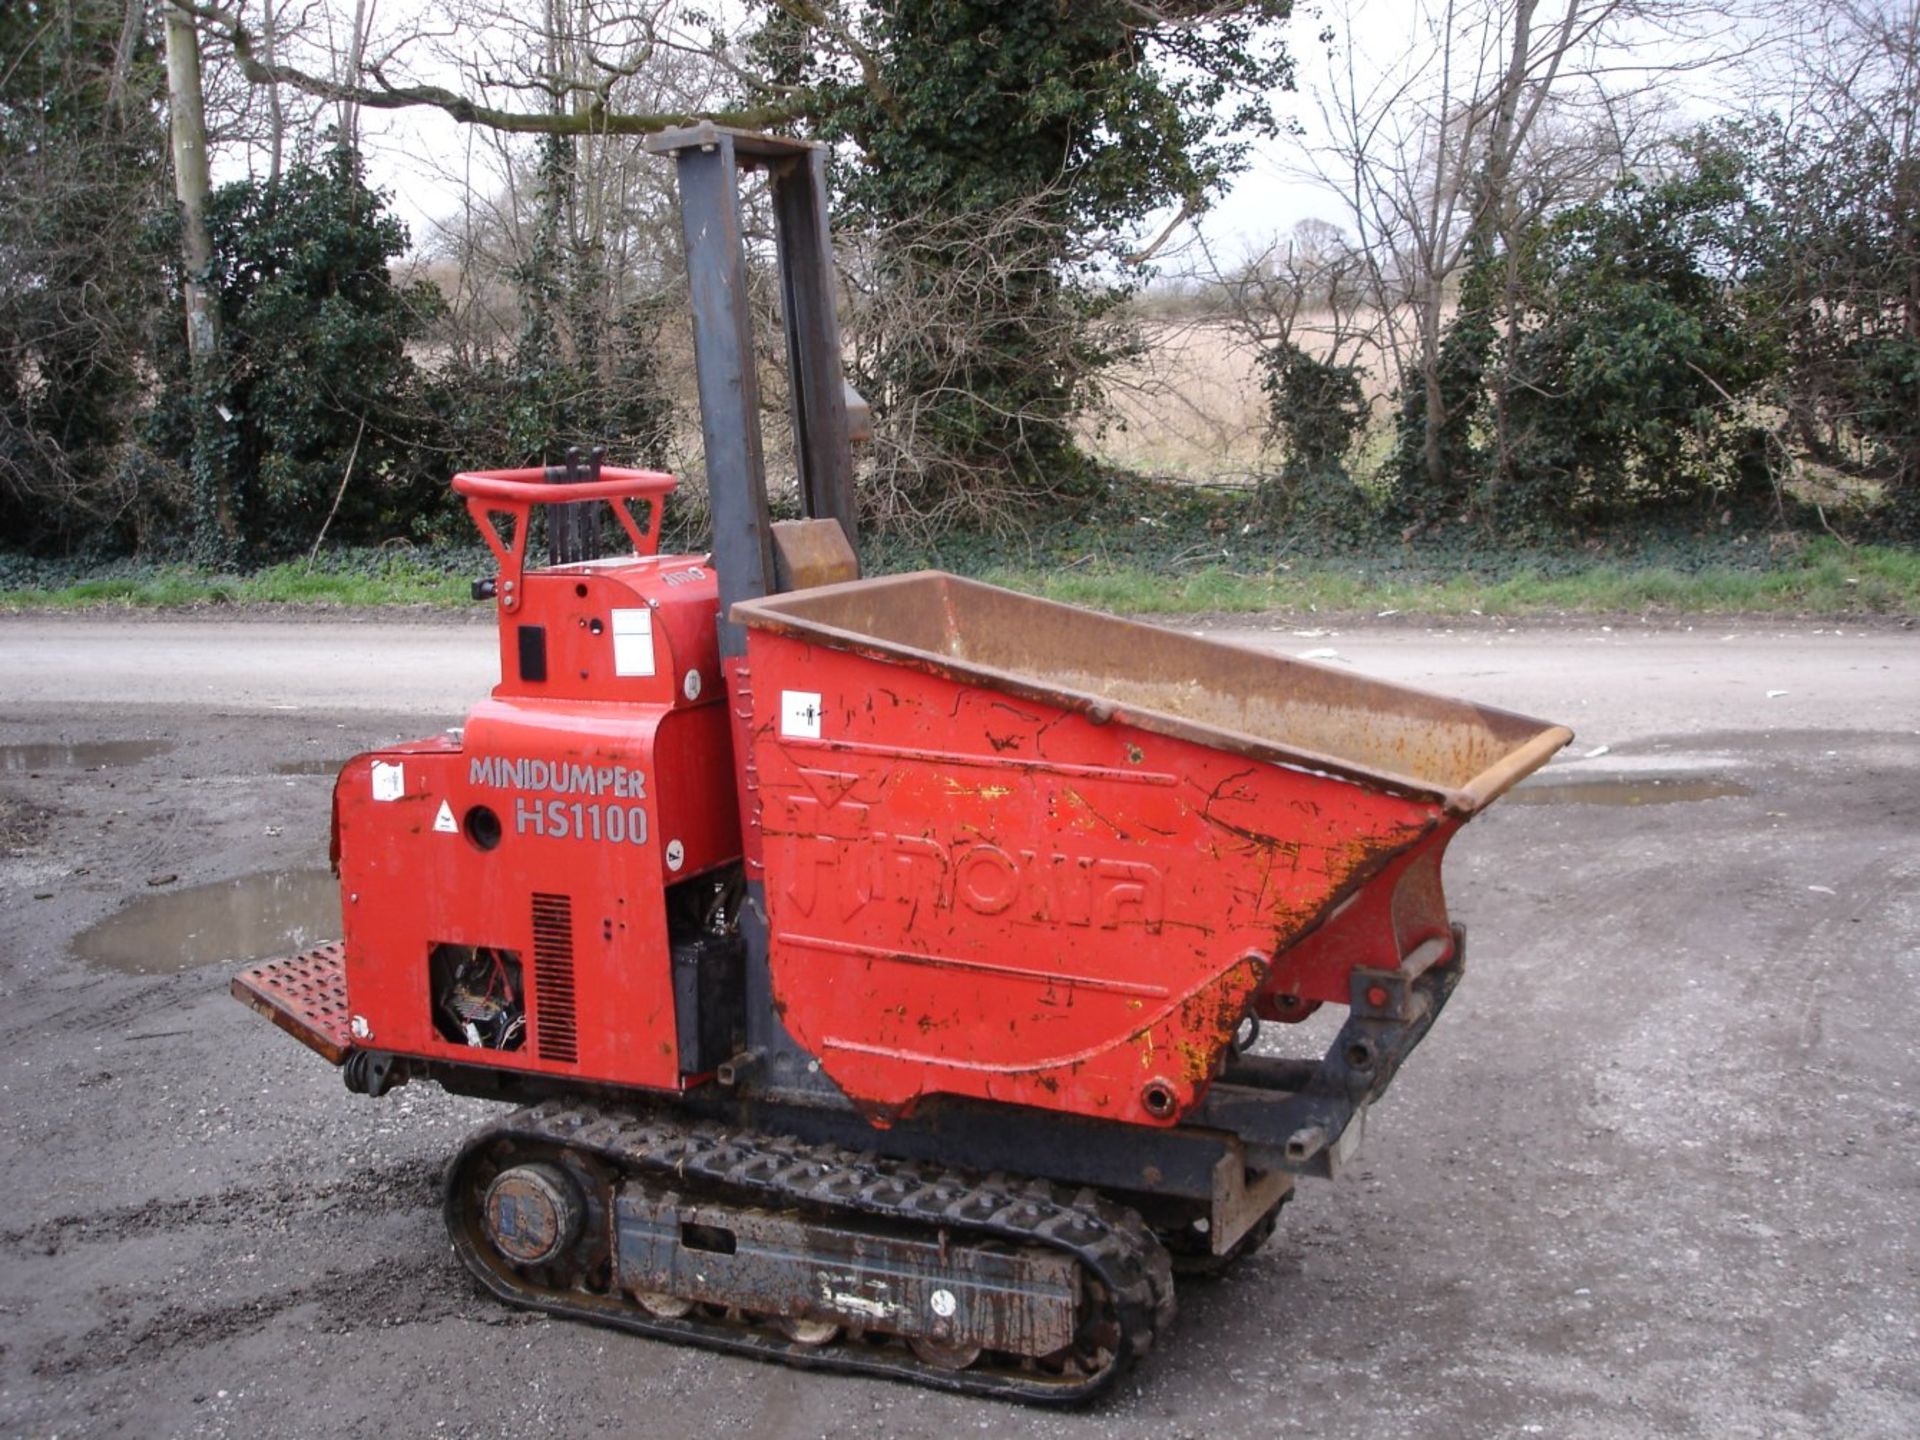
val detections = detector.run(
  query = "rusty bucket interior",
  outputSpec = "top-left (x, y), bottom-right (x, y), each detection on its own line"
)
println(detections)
top-left (735, 571), bottom-right (1572, 812)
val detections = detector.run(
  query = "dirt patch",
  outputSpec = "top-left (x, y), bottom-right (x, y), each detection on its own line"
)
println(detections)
top-left (0, 789), bottom-right (50, 856)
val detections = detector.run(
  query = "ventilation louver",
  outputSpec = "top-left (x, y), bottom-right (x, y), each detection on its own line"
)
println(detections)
top-left (530, 893), bottom-right (578, 1064)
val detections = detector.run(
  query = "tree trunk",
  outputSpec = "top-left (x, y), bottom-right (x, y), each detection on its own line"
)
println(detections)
top-left (1420, 277), bottom-right (1446, 489)
top-left (1475, 0), bottom-right (1538, 521)
top-left (163, 1), bottom-right (231, 548)
top-left (341, 0), bottom-right (369, 147)
top-left (1420, 0), bottom-right (1538, 517)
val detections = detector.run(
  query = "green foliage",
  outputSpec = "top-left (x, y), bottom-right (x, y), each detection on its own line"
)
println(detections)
top-left (754, 0), bottom-right (1293, 520)
top-left (1389, 238), bottom-right (1497, 521)
top-left (0, 0), bottom-right (171, 552)
top-left (0, 545), bottom-right (486, 609)
top-left (1261, 342), bottom-right (1367, 468)
top-left (1388, 147), bottom-right (1770, 530)
top-left (1705, 115), bottom-right (1920, 537)
top-left (431, 137), bottom-right (672, 476)
top-left (1390, 103), bottom-right (1920, 539)
top-left (1492, 160), bottom-right (1765, 527)
top-left (411, 133), bottom-right (673, 555)
top-left (151, 148), bottom-right (448, 555)
top-left (420, 301), bottom-right (674, 478)
top-left (974, 538), bottom-right (1919, 617)
top-left (8, 529), bottom-right (1912, 618)
top-left (863, 475), bottom-right (1919, 615)
top-left (1257, 340), bottom-right (1372, 530)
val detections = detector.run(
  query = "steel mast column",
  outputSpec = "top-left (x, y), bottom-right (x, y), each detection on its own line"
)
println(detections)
top-left (645, 122), bottom-right (858, 1097)
top-left (771, 146), bottom-right (859, 548)
top-left (645, 125), bottom-right (776, 660)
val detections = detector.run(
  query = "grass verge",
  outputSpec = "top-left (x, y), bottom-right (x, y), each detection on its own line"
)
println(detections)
top-left (972, 540), bottom-right (1920, 616)
top-left (0, 553), bottom-right (477, 611)
top-left (3, 537), bottom-right (1915, 618)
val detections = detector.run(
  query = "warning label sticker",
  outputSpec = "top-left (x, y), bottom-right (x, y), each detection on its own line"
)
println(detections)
top-left (780, 691), bottom-right (823, 740)
top-left (433, 800), bottom-right (458, 834)
top-left (370, 760), bottom-right (405, 802)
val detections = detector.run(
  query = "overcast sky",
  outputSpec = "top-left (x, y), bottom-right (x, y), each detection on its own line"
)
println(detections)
top-left (337, 0), bottom-right (1759, 267)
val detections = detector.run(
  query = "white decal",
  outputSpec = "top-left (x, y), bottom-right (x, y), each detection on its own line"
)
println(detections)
top-left (350, 1014), bottom-right (372, 1040)
top-left (832, 1292), bottom-right (897, 1318)
top-left (820, 1286), bottom-right (898, 1320)
top-left (682, 668), bottom-right (702, 700)
top-left (781, 690), bottom-right (823, 740)
top-left (611, 608), bottom-right (656, 677)
top-left (665, 838), bottom-right (685, 872)
top-left (433, 800), bottom-right (458, 834)
top-left (929, 1288), bottom-right (957, 1318)
top-left (370, 760), bottom-right (405, 802)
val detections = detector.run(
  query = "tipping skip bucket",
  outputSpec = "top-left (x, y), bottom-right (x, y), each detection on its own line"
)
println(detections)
top-left (735, 572), bottom-right (1571, 1129)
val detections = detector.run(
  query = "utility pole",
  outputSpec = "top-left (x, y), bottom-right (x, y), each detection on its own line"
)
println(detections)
top-left (163, 0), bottom-right (232, 549)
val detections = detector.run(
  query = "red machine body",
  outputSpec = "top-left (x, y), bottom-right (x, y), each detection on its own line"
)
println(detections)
top-left (321, 468), bottom-right (1563, 1133)
top-left (332, 467), bottom-right (742, 1094)
top-left (736, 573), bottom-right (1552, 1131)
top-left (234, 460), bottom-right (1568, 1403)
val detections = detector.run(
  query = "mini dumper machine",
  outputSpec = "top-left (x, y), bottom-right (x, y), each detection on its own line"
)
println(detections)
top-left (235, 125), bottom-right (1572, 1403)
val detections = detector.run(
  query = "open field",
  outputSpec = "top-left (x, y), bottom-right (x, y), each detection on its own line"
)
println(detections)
top-left (1088, 319), bottom-right (1272, 480)
top-left (1, 613), bottom-right (1917, 1437)
top-left (1087, 312), bottom-right (1411, 481)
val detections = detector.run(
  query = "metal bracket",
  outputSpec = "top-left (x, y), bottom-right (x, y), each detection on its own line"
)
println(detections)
top-left (1197, 930), bottom-right (1467, 1179)
top-left (1350, 926), bottom-right (1464, 1022)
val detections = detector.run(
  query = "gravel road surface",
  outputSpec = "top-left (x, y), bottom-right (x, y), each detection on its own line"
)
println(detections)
top-left (0, 611), bottom-right (1915, 1439)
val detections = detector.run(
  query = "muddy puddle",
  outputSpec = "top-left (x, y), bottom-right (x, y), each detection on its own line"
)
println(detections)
top-left (1510, 776), bottom-right (1752, 807)
top-left (71, 870), bottom-right (340, 974)
top-left (1, 739), bottom-right (173, 773)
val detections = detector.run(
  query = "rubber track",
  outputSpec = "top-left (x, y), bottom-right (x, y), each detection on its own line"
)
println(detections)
top-left (444, 1099), bottom-right (1176, 1404)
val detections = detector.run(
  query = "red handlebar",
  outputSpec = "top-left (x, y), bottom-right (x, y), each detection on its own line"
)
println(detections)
top-left (451, 466), bottom-right (677, 505)
top-left (454, 465), bottom-right (678, 611)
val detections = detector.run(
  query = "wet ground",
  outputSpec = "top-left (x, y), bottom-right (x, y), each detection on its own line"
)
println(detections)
top-left (0, 612), bottom-right (1916, 1439)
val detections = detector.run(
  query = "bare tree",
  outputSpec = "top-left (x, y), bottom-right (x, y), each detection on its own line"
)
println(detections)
top-left (402, 6), bottom-right (741, 480)
top-left (1208, 221), bottom-right (1378, 392)
top-left (1301, 0), bottom-right (1746, 498)
top-left (839, 190), bottom-right (1130, 537)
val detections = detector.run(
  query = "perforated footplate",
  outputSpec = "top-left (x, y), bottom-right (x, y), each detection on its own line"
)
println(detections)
top-left (233, 942), bottom-right (352, 1063)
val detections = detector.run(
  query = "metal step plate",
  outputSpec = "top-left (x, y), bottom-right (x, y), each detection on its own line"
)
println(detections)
top-left (233, 943), bottom-right (352, 1063)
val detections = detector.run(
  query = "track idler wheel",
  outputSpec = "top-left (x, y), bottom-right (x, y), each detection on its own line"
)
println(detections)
top-left (481, 1163), bottom-right (583, 1266)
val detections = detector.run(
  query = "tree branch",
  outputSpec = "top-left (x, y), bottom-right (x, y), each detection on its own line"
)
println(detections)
top-left (169, 0), bottom-right (811, 137)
